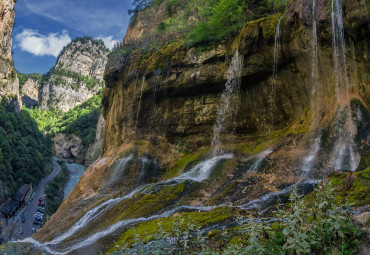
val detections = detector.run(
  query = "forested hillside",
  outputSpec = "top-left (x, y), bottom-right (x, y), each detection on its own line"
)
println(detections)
top-left (0, 100), bottom-right (52, 201)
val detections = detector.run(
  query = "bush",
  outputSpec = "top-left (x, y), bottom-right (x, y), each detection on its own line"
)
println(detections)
top-left (24, 90), bottom-right (103, 147)
top-left (111, 182), bottom-right (363, 254)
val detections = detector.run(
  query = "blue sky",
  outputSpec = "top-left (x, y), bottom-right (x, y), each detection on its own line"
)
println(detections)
top-left (13, 0), bottom-right (133, 74)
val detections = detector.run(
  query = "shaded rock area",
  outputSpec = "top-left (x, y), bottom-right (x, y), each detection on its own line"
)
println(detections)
top-left (52, 134), bottom-right (84, 164)
top-left (85, 113), bottom-right (106, 166)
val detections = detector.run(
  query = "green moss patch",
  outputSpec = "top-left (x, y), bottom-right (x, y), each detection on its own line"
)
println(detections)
top-left (328, 168), bottom-right (370, 205)
top-left (108, 206), bottom-right (238, 253)
top-left (164, 148), bottom-right (210, 179)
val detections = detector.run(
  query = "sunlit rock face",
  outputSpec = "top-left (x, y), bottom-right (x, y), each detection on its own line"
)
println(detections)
top-left (39, 38), bottom-right (109, 112)
top-left (20, 78), bottom-right (40, 108)
top-left (0, 0), bottom-right (20, 110)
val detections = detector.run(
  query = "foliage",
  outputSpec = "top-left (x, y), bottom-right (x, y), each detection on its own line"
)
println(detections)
top-left (0, 103), bottom-right (52, 202)
top-left (111, 182), bottom-right (362, 254)
top-left (188, 0), bottom-right (247, 46)
top-left (49, 69), bottom-right (104, 91)
top-left (16, 71), bottom-right (43, 90)
top-left (112, 217), bottom-right (208, 255)
top-left (24, 90), bottom-right (103, 146)
top-left (0, 243), bottom-right (25, 255)
top-left (44, 161), bottom-right (69, 218)
top-left (117, 0), bottom-right (289, 53)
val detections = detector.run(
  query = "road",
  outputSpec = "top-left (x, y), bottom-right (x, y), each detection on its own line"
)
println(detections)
top-left (18, 160), bottom-right (61, 238)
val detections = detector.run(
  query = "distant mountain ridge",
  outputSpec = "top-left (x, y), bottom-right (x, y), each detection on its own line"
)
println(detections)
top-left (20, 37), bottom-right (110, 111)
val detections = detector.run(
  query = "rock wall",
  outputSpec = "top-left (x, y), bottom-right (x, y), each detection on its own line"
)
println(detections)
top-left (85, 113), bottom-right (105, 166)
top-left (39, 38), bottom-right (109, 112)
top-left (0, 0), bottom-right (20, 110)
top-left (35, 0), bottom-right (370, 249)
top-left (52, 133), bottom-right (84, 163)
top-left (20, 78), bottom-right (40, 108)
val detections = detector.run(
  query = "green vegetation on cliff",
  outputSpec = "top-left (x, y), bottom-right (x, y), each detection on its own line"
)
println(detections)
top-left (122, 0), bottom-right (288, 51)
top-left (0, 100), bottom-right (52, 202)
top-left (110, 180), bottom-right (365, 255)
top-left (17, 71), bottom-right (43, 90)
top-left (24, 90), bottom-right (102, 147)
top-left (49, 68), bottom-right (104, 90)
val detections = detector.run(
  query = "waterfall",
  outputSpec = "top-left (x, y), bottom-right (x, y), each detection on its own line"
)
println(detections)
top-left (212, 50), bottom-right (244, 152)
top-left (269, 15), bottom-right (283, 130)
top-left (130, 73), bottom-right (139, 129)
top-left (135, 75), bottom-right (146, 129)
top-left (175, 154), bottom-right (234, 182)
top-left (311, 0), bottom-right (318, 100)
top-left (270, 15), bottom-right (283, 120)
top-left (300, 0), bottom-right (321, 177)
top-left (249, 150), bottom-right (273, 171)
top-left (153, 69), bottom-right (162, 102)
top-left (330, 0), bottom-right (360, 172)
top-left (331, 0), bottom-right (350, 99)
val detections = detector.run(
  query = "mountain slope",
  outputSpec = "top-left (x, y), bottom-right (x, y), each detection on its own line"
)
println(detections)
top-left (38, 37), bottom-right (109, 112)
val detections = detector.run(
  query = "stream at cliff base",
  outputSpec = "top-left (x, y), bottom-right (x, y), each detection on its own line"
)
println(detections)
top-left (63, 163), bottom-right (86, 200)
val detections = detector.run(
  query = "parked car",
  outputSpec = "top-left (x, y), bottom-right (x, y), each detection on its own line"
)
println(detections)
top-left (38, 201), bottom-right (45, 207)
top-left (32, 228), bottom-right (37, 233)
top-left (37, 207), bottom-right (45, 213)
top-left (34, 214), bottom-right (43, 219)
top-left (33, 220), bottom-right (43, 225)
top-left (21, 215), bottom-right (25, 223)
top-left (33, 216), bottom-right (42, 221)
top-left (38, 197), bottom-right (45, 202)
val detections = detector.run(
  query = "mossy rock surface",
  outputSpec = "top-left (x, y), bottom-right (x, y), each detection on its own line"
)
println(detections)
top-left (107, 206), bottom-right (238, 253)
top-left (328, 168), bottom-right (370, 206)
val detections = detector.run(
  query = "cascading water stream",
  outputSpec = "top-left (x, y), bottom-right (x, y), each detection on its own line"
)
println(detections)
top-left (331, 0), bottom-right (350, 99)
top-left (270, 15), bottom-right (283, 122)
top-left (300, 0), bottom-right (322, 177)
top-left (211, 50), bottom-right (244, 153)
top-left (311, 0), bottom-right (319, 102)
top-left (249, 150), bottom-right (273, 171)
top-left (18, 153), bottom-right (234, 253)
top-left (135, 75), bottom-right (146, 130)
top-left (330, 0), bottom-right (360, 171)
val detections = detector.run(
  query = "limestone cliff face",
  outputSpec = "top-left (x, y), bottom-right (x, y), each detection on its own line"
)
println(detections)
top-left (85, 113), bottom-right (105, 166)
top-left (36, 0), bottom-right (370, 250)
top-left (52, 133), bottom-right (84, 163)
top-left (20, 78), bottom-right (40, 108)
top-left (124, 0), bottom-right (170, 43)
top-left (39, 38), bottom-right (109, 112)
top-left (0, 0), bottom-right (20, 109)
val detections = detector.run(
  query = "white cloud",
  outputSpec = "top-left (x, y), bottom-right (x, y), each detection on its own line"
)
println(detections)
top-left (15, 29), bottom-right (71, 57)
top-left (96, 36), bottom-right (119, 50)
top-left (23, 0), bottom-right (130, 39)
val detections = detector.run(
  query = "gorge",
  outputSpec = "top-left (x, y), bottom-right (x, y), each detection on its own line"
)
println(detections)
top-left (0, 0), bottom-right (369, 254)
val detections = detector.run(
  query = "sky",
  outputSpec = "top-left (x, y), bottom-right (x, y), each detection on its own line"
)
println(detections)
top-left (12, 0), bottom-right (134, 74)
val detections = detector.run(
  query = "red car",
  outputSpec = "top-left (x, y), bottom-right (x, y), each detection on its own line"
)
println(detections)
top-left (38, 201), bottom-right (45, 207)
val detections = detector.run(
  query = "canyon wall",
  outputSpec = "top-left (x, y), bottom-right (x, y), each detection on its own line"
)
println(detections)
top-left (39, 38), bottom-right (109, 112)
top-left (0, 0), bottom-right (20, 110)
top-left (34, 0), bottom-right (369, 253)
